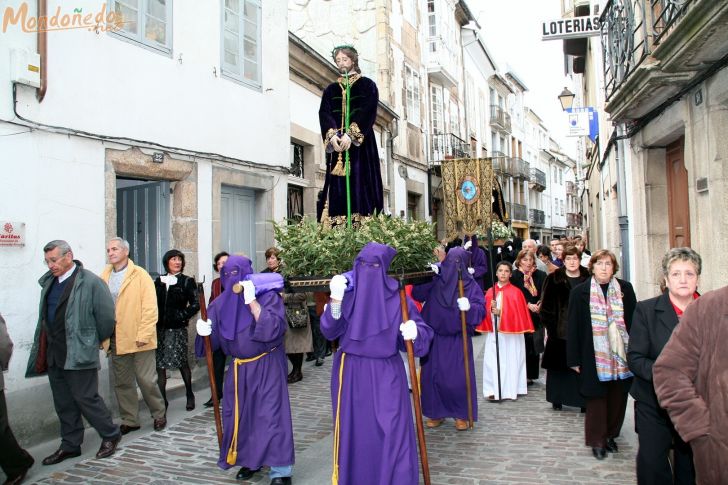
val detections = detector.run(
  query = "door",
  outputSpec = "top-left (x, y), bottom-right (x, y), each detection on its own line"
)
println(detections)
top-left (665, 137), bottom-right (690, 247)
top-left (221, 186), bottom-right (256, 260)
top-left (116, 180), bottom-right (170, 278)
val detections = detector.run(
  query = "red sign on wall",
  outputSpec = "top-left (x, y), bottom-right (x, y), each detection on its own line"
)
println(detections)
top-left (0, 222), bottom-right (25, 247)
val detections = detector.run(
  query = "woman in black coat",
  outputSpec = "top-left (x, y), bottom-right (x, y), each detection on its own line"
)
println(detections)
top-left (628, 248), bottom-right (700, 484)
top-left (155, 249), bottom-right (200, 411)
top-left (566, 249), bottom-right (636, 460)
top-left (540, 245), bottom-right (590, 410)
top-left (510, 249), bottom-right (547, 383)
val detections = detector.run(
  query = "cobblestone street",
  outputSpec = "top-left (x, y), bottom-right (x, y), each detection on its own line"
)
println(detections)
top-left (17, 338), bottom-right (638, 484)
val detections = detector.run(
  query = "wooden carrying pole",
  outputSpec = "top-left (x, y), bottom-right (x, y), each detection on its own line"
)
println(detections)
top-left (197, 281), bottom-right (223, 448)
top-left (398, 279), bottom-right (431, 485)
top-left (457, 268), bottom-right (475, 429)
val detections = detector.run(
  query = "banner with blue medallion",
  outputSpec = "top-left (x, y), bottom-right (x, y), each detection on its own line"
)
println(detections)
top-left (441, 158), bottom-right (499, 240)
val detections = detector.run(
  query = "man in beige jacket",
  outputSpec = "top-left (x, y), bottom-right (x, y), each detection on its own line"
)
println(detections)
top-left (101, 237), bottom-right (166, 433)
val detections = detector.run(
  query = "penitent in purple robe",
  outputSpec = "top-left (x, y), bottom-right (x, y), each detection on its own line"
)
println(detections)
top-left (195, 256), bottom-right (294, 472)
top-left (466, 235), bottom-right (489, 291)
top-left (320, 243), bottom-right (433, 485)
top-left (412, 247), bottom-right (485, 422)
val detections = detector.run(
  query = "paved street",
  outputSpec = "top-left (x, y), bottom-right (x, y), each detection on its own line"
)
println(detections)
top-left (15, 338), bottom-right (638, 484)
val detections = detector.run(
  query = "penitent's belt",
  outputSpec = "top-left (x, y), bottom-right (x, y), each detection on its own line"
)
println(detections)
top-left (226, 346), bottom-right (278, 465)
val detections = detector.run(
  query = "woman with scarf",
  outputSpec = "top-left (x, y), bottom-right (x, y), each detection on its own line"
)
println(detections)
top-left (154, 249), bottom-right (199, 411)
top-left (540, 245), bottom-right (590, 411)
top-left (195, 255), bottom-right (294, 484)
top-left (628, 248), bottom-right (700, 484)
top-left (321, 243), bottom-right (433, 485)
top-left (413, 247), bottom-right (485, 430)
top-left (477, 261), bottom-right (534, 400)
top-left (510, 249), bottom-right (547, 384)
top-left (566, 249), bottom-right (636, 460)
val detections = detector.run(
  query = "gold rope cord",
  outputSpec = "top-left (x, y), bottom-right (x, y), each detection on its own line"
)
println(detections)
top-left (331, 352), bottom-right (347, 485)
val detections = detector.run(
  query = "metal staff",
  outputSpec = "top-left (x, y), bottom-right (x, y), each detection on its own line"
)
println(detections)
top-left (486, 226), bottom-right (503, 402)
top-left (197, 279), bottom-right (223, 448)
top-left (456, 268), bottom-right (474, 429)
top-left (398, 278), bottom-right (431, 485)
top-left (492, 287), bottom-right (503, 401)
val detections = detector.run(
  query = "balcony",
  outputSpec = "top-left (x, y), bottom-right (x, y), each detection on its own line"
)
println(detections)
top-left (567, 212), bottom-right (583, 227)
top-left (489, 105), bottom-right (512, 133)
top-left (429, 133), bottom-right (470, 163)
top-left (508, 202), bottom-right (528, 222)
top-left (530, 168), bottom-right (546, 191)
top-left (529, 208), bottom-right (545, 227)
top-left (566, 181), bottom-right (577, 196)
top-left (510, 157), bottom-right (530, 180)
top-left (491, 151), bottom-right (509, 175)
top-left (426, 37), bottom-right (459, 88)
top-left (601, 0), bottom-right (728, 121)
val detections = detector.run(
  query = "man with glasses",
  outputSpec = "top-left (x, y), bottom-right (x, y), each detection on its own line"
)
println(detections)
top-left (25, 240), bottom-right (121, 465)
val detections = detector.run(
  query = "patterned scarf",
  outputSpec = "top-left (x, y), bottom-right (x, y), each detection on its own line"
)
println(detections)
top-left (589, 277), bottom-right (632, 381)
top-left (521, 266), bottom-right (538, 297)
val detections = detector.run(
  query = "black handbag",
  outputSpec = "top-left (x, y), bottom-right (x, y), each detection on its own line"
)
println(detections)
top-left (286, 304), bottom-right (309, 329)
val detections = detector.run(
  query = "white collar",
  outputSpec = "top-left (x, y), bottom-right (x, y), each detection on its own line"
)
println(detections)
top-left (58, 263), bottom-right (77, 283)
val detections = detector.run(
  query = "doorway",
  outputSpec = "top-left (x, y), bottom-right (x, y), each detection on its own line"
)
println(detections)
top-left (665, 137), bottom-right (690, 248)
top-left (221, 186), bottom-right (257, 260)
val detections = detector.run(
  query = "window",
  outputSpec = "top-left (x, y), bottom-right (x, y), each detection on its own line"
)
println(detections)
top-left (427, 0), bottom-right (437, 42)
top-left (559, 168), bottom-right (563, 184)
top-left (290, 142), bottom-right (304, 178)
top-left (287, 185), bottom-right (303, 222)
top-left (403, 0), bottom-right (417, 25)
top-left (222, 0), bottom-right (262, 88)
top-left (111, 0), bottom-right (172, 54)
top-left (405, 64), bottom-right (421, 126)
top-left (430, 85), bottom-right (444, 134)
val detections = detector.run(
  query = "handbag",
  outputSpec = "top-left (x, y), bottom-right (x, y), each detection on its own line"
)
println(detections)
top-left (286, 304), bottom-right (309, 329)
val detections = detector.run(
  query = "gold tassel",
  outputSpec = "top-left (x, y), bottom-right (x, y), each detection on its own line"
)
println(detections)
top-left (330, 152), bottom-right (346, 176)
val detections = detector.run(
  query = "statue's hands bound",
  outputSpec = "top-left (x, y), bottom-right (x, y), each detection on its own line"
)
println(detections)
top-left (330, 135), bottom-right (342, 152)
top-left (339, 133), bottom-right (352, 151)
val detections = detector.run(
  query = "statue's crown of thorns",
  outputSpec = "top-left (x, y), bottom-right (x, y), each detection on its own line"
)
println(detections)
top-left (332, 44), bottom-right (358, 58)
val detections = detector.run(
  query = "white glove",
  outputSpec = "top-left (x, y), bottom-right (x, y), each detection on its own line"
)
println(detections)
top-left (507, 245), bottom-right (513, 252)
top-left (457, 297), bottom-right (471, 312)
top-left (463, 240), bottom-right (472, 250)
top-left (467, 267), bottom-right (475, 275)
top-left (242, 280), bottom-right (256, 304)
top-left (497, 247), bottom-right (502, 254)
top-left (429, 263), bottom-right (440, 275)
top-left (196, 318), bottom-right (212, 337)
top-left (329, 274), bottom-right (348, 301)
top-left (399, 320), bottom-right (418, 341)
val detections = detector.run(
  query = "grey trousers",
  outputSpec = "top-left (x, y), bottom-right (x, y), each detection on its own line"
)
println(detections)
top-left (112, 348), bottom-right (166, 425)
top-left (47, 366), bottom-right (119, 452)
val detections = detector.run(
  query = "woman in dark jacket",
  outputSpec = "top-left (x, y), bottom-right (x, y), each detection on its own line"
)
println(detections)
top-left (540, 245), bottom-right (590, 410)
top-left (628, 248), bottom-right (699, 484)
top-left (155, 249), bottom-right (200, 411)
top-left (510, 249), bottom-right (547, 383)
top-left (566, 249), bottom-right (636, 460)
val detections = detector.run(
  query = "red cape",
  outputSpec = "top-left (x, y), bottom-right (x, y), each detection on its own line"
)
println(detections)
top-left (476, 282), bottom-right (534, 334)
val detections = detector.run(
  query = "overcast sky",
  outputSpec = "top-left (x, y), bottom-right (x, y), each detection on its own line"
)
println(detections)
top-left (470, 0), bottom-right (578, 157)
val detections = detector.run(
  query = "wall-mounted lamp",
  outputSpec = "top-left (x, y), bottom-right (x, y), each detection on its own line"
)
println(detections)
top-left (558, 87), bottom-right (575, 111)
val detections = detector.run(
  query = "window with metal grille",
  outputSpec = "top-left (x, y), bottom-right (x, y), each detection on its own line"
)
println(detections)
top-left (287, 185), bottom-right (303, 222)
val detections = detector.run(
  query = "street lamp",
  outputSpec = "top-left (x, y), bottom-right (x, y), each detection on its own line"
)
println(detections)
top-left (558, 87), bottom-right (575, 111)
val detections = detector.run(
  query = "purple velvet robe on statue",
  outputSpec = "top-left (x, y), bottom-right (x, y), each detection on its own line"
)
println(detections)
top-left (321, 243), bottom-right (433, 485)
top-left (412, 247), bottom-right (485, 421)
top-left (318, 74), bottom-right (383, 221)
top-left (194, 256), bottom-right (294, 471)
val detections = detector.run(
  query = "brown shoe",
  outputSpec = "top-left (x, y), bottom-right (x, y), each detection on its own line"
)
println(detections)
top-left (153, 417), bottom-right (167, 431)
top-left (95, 435), bottom-right (121, 459)
top-left (42, 448), bottom-right (81, 466)
top-left (425, 418), bottom-right (444, 428)
top-left (454, 419), bottom-right (469, 431)
top-left (119, 424), bottom-right (140, 435)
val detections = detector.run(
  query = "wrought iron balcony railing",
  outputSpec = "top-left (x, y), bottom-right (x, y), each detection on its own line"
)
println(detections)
top-left (529, 208), bottom-right (545, 227)
top-left (510, 157), bottom-right (530, 180)
top-left (567, 212), bottom-right (583, 227)
top-left (566, 181), bottom-right (577, 196)
top-left (429, 133), bottom-right (470, 163)
top-left (601, 0), bottom-right (698, 103)
top-left (491, 151), bottom-right (509, 174)
top-left (530, 168), bottom-right (546, 191)
top-left (489, 105), bottom-right (512, 133)
top-left (508, 202), bottom-right (528, 222)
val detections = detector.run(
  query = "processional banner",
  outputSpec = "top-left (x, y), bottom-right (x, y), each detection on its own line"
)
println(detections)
top-left (440, 158), bottom-right (495, 241)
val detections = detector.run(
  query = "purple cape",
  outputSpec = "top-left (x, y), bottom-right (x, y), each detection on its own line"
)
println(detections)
top-left (412, 248), bottom-right (486, 421)
top-left (320, 242), bottom-right (434, 484)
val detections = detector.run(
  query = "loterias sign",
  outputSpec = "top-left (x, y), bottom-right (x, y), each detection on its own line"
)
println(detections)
top-left (542, 16), bottom-right (601, 41)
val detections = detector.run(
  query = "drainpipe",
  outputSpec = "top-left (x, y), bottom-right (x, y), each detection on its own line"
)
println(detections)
top-left (387, 121), bottom-right (398, 214)
top-left (37, 0), bottom-right (47, 102)
top-left (615, 122), bottom-right (630, 280)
